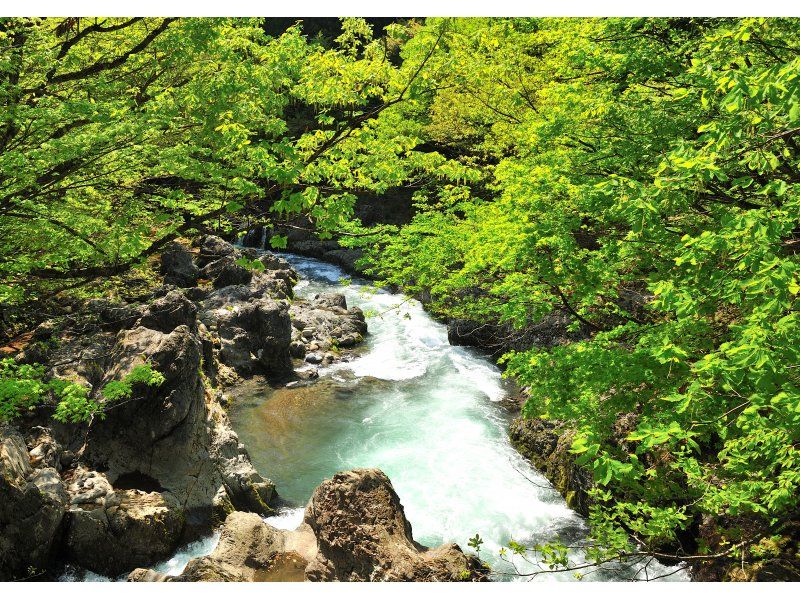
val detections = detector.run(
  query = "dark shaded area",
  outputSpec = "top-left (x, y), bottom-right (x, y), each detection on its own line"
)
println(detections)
top-left (262, 17), bottom-right (406, 42)
top-left (113, 471), bottom-right (166, 493)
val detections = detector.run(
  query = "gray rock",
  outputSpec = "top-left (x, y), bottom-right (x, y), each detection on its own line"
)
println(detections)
top-left (0, 426), bottom-right (67, 581)
top-left (26, 427), bottom-right (63, 471)
top-left (198, 235), bottom-right (236, 267)
top-left (135, 289), bottom-right (197, 333)
top-left (200, 289), bottom-right (292, 377)
top-left (160, 242), bottom-right (199, 287)
top-left (209, 426), bottom-right (275, 513)
top-left (313, 293), bottom-right (348, 310)
top-left (304, 352), bottom-right (323, 365)
top-left (288, 293), bottom-right (366, 362)
top-left (63, 468), bottom-right (184, 576)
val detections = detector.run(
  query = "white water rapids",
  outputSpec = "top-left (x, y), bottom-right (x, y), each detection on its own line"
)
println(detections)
top-left (231, 254), bottom-right (688, 582)
top-left (61, 253), bottom-right (687, 582)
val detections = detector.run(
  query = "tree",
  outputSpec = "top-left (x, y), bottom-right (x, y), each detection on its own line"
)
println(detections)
top-left (351, 17), bottom-right (800, 577)
top-left (0, 17), bottom-right (436, 337)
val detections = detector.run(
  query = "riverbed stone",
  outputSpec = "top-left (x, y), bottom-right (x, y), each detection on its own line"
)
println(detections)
top-left (304, 469), bottom-right (487, 581)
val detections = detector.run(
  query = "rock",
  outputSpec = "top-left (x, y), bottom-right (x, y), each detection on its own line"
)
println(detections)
top-left (63, 467), bottom-right (184, 576)
top-left (201, 255), bottom-right (252, 289)
top-left (79, 325), bottom-right (218, 522)
top-left (322, 248), bottom-right (364, 273)
top-left (289, 340), bottom-right (306, 358)
top-left (0, 426), bottom-right (66, 580)
top-left (26, 427), bottom-right (62, 471)
top-left (32, 319), bottom-right (58, 341)
top-left (131, 470), bottom-right (484, 583)
top-left (160, 242), bottom-right (200, 287)
top-left (304, 352), bottom-right (323, 365)
top-left (304, 469), bottom-right (486, 581)
top-left (259, 252), bottom-right (292, 272)
top-left (288, 294), bottom-right (367, 363)
top-left (297, 368), bottom-right (319, 381)
top-left (132, 511), bottom-right (315, 582)
top-left (86, 298), bottom-right (145, 332)
top-left (184, 287), bottom-right (209, 302)
top-left (313, 293), bottom-right (347, 310)
top-left (128, 568), bottom-right (170, 582)
top-left (135, 289), bottom-right (197, 333)
top-left (198, 235), bottom-right (236, 268)
top-left (210, 426), bottom-right (275, 514)
top-left (200, 290), bottom-right (292, 377)
top-left (240, 226), bottom-right (267, 250)
top-left (508, 418), bottom-right (594, 516)
top-left (213, 262), bottom-right (252, 289)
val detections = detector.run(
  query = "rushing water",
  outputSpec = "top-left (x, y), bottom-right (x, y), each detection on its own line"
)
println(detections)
top-left (60, 533), bottom-right (221, 582)
top-left (61, 252), bottom-right (686, 582)
top-left (228, 254), bottom-right (688, 582)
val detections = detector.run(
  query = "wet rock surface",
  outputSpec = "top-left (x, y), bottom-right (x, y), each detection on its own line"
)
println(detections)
top-left (129, 469), bottom-right (486, 583)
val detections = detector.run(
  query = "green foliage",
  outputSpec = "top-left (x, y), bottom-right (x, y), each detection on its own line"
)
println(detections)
top-left (0, 358), bottom-right (163, 424)
top-left (4, 15), bottom-right (800, 573)
top-left (468, 533), bottom-right (484, 554)
top-left (101, 364), bottom-right (165, 402)
top-left (0, 17), bottom-right (430, 333)
top-left (0, 359), bottom-right (62, 421)
top-left (234, 256), bottom-right (266, 272)
top-left (346, 17), bottom-right (800, 568)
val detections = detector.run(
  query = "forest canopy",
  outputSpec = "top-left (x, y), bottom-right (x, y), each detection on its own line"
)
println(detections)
top-left (2, 16), bottom-right (800, 577)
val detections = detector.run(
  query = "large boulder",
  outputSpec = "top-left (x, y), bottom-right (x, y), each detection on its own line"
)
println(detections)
top-left (509, 418), bottom-right (594, 516)
top-left (131, 469), bottom-right (485, 583)
top-left (305, 469), bottom-right (485, 581)
top-left (201, 288), bottom-right (293, 377)
top-left (79, 324), bottom-right (220, 524)
top-left (63, 467), bottom-right (184, 576)
top-left (135, 289), bottom-right (197, 333)
top-left (289, 293), bottom-right (367, 357)
top-left (140, 511), bottom-right (314, 582)
top-left (160, 242), bottom-right (199, 288)
top-left (0, 426), bottom-right (67, 580)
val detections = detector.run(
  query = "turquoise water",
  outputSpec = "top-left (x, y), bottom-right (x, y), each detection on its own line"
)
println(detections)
top-left (230, 254), bottom-right (688, 582)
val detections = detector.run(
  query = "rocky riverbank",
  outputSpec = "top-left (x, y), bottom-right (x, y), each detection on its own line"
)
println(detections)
top-left (129, 469), bottom-right (486, 582)
top-left (0, 235), bottom-right (402, 581)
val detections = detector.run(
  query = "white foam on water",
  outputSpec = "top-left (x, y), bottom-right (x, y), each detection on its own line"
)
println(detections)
top-left (264, 253), bottom-right (689, 582)
top-left (151, 532), bottom-right (221, 576)
top-left (58, 532), bottom-right (221, 582)
top-left (265, 507), bottom-right (306, 531)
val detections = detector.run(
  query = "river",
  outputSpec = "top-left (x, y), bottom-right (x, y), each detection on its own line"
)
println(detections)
top-left (228, 253), bottom-right (687, 582)
top-left (62, 252), bottom-right (686, 582)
